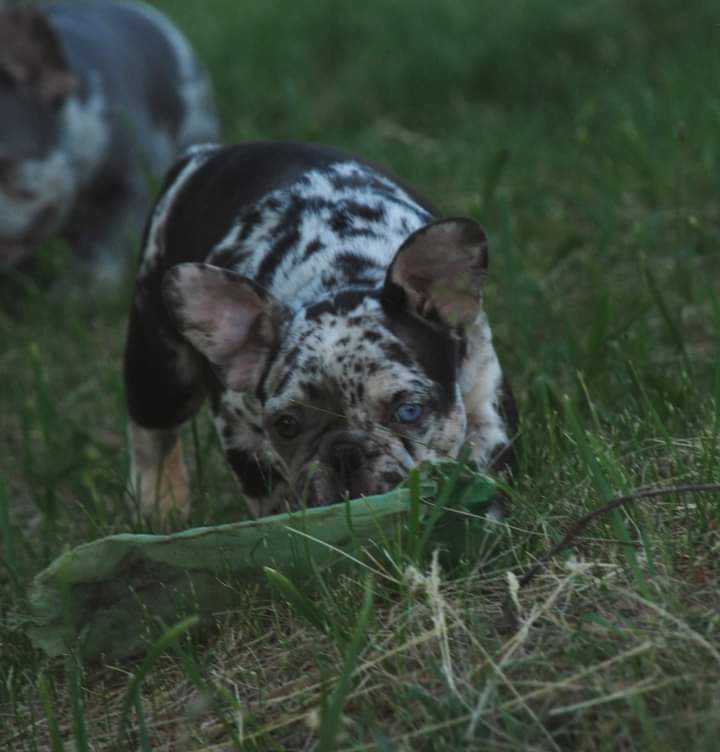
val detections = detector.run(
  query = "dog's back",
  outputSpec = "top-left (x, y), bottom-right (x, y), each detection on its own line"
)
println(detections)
top-left (46, 1), bottom-right (218, 172)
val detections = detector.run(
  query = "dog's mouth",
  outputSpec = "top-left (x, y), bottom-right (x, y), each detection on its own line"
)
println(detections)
top-left (268, 429), bottom-right (416, 510)
top-left (292, 463), bottom-right (406, 508)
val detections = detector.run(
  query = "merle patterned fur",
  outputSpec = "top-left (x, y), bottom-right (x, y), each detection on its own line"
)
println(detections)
top-left (124, 141), bottom-right (516, 523)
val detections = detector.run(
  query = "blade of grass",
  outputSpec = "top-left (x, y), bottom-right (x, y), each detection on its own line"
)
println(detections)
top-left (29, 343), bottom-right (55, 453)
top-left (626, 694), bottom-right (658, 749)
top-left (372, 730), bottom-right (399, 752)
top-left (561, 394), bottom-right (650, 597)
top-left (37, 673), bottom-right (65, 752)
top-left (170, 638), bottom-right (243, 748)
top-left (317, 576), bottom-right (374, 752)
top-left (407, 467), bottom-right (421, 558)
top-left (707, 292), bottom-right (720, 478)
top-left (0, 479), bottom-right (23, 598)
top-left (578, 370), bottom-right (657, 577)
top-left (66, 656), bottom-right (88, 752)
top-left (623, 358), bottom-right (683, 468)
top-left (133, 689), bottom-right (153, 752)
top-left (415, 458), bottom-right (466, 560)
top-left (190, 416), bottom-right (207, 521)
top-left (643, 258), bottom-right (691, 374)
top-left (264, 566), bottom-right (329, 635)
top-left (116, 615), bottom-right (199, 744)
top-left (481, 146), bottom-right (511, 210)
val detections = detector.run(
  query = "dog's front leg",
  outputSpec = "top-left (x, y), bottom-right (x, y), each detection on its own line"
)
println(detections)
top-left (127, 418), bottom-right (189, 526)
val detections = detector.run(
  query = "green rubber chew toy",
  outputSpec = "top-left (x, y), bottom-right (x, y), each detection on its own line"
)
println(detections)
top-left (26, 464), bottom-right (496, 660)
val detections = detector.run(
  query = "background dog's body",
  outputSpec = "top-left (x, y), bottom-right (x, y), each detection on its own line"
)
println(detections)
top-left (125, 142), bottom-right (516, 522)
top-left (0, 0), bottom-right (218, 278)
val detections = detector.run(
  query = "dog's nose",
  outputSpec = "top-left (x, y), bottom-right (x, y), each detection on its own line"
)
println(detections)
top-left (326, 440), bottom-right (365, 483)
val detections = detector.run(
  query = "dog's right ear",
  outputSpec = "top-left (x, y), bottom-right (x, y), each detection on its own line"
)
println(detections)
top-left (382, 217), bottom-right (488, 328)
top-left (163, 263), bottom-right (288, 392)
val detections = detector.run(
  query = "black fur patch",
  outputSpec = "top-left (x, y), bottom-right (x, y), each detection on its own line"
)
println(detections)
top-left (124, 301), bottom-right (205, 428)
top-left (381, 303), bottom-right (460, 412)
top-left (303, 237), bottom-right (325, 259)
top-left (305, 289), bottom-right (377, 321)
top-left (225, 448), bottom-right (282, 498)
top-left (255, 197), bottom-right (303, 286)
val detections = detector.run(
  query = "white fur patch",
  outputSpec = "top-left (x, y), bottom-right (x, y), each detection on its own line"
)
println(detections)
top-left (0, 148), bottom-right (75, 243)
top-left (459, 313), bottom-right (509, 466)
top-left (59, 73), bottom-right (110, 189)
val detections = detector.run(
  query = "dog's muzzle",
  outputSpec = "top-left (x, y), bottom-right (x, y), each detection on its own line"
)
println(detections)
top-left (298, 430), bottom-right (405, 504)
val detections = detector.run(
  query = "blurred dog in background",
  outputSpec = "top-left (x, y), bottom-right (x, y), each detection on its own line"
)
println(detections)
top-left (0, 0), bottom-right (218, 281)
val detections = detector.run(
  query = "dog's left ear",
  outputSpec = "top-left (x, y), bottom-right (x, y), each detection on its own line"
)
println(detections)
top-left (0, 7), bottom-right (79, 105)
top-left (162, 263), bottom-right (288, 392)
top-left (382, 217), bottom-right (488, 327)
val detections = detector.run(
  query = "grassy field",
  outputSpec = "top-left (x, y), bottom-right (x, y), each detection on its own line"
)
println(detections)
top-left (1, 0), bottom-right (719, 749)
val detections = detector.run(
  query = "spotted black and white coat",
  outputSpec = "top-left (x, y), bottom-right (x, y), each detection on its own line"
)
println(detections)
top-left (124, 141), bottom-right (517, 523)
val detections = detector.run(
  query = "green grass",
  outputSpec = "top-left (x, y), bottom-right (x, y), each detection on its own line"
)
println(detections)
top-left (1, 0), bottom-right (719, 748)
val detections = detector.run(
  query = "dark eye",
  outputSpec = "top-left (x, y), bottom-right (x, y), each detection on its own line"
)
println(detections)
top-left (274, 414), bottom-right (301, 440)
top-left (393, 402), bottom-right (424, 424)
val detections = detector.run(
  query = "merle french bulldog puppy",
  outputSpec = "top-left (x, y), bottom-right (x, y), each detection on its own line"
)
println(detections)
top-left (124, 141), bottom-right (517, 523)
top-left (0, 1), bottom-right (218, 279)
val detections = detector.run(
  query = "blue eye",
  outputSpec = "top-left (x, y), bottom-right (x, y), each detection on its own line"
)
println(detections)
top-left (393, 403), bottom-right (424, 424)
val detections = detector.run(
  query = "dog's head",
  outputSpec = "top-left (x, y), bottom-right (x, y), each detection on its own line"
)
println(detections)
top-left (0, 7), bottom-right (79, 266)
top-left (164, 217), bottom-right (494, 507)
